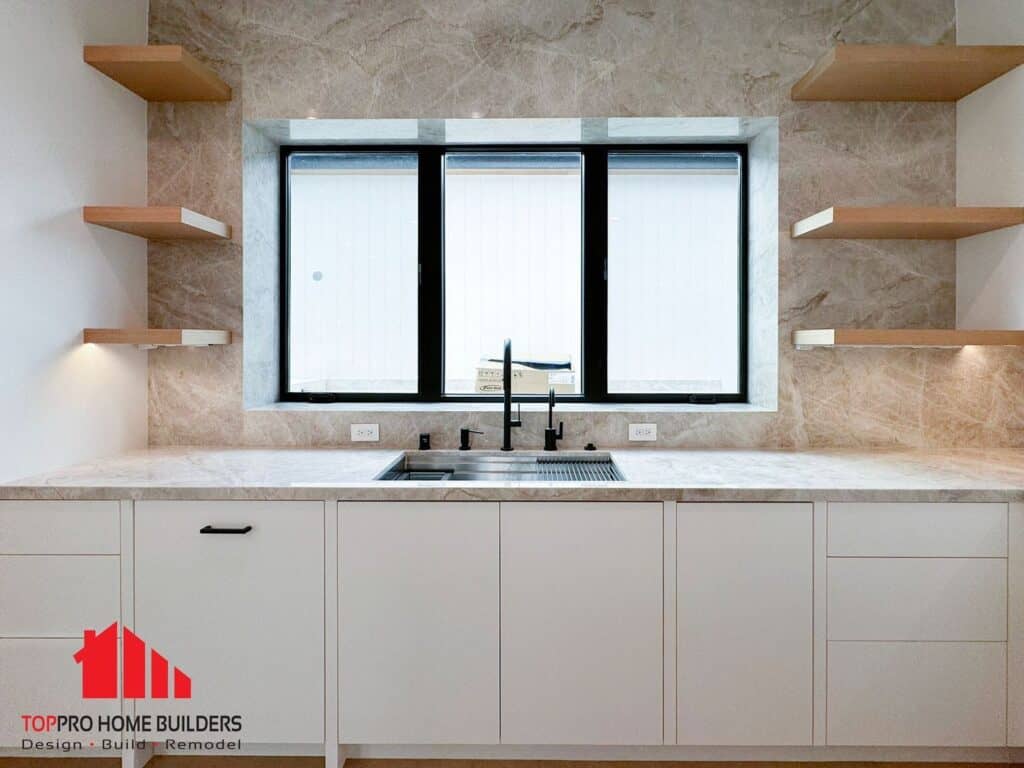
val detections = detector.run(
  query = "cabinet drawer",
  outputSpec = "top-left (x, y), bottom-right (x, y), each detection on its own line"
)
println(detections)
top-left (0, 639), bottom-right (120, 747)
top-left (828, 502), bottom-right (1006, 557)
top-left (828, 558), bottom-right (1006, 641)
top-left (135, 501), bottom-right (325, 744)
top-left (0, 556), bottom-right (119, 637)
top-left (0, 501), bottom-right (120, 554)
top-left (827, 641), bottom-right (1006, 746)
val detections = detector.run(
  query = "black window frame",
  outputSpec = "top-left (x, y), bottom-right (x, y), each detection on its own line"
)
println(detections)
top-left (279, 142), bottom-right (748, 404)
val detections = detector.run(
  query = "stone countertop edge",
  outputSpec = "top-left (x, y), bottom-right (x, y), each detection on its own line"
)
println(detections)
top-left (2, 487), bottom-right (1023, 503)
top-left (3, 447), bottom-right (1024, 503)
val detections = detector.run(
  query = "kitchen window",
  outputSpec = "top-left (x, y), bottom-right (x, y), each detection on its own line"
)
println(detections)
top-left (281, 144), bottom-right (747, 403)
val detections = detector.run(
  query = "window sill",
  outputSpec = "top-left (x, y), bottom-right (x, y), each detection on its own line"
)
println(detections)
top-left (251, 401), bottom-right (775, 415)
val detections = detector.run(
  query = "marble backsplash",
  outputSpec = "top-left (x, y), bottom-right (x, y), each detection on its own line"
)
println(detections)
top-left (146, 0), bottom-right (1024, 451)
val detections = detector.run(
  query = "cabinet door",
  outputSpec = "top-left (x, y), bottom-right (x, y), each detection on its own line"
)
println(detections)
top-left (828, 557), bottom-right (1006, 641)
top-left (0, 556), bottom-right (119, 637)
top-left (1012, 504), bottom-right (1024, 745)
top-left (828, 641), bottom-right (1006, 746)
top-left (135, 501), bottom-right (325, 743)
top-left (0, 639), bottom-right (119, 747)
top-left (500, 502), bottom-right (663, 745)
top-left (677, 503), bottom-right (812, 745)
top-left (338, 502), bottom-right (499, 744)
top-left (828, 502), bottom-right (1006, 557)
top-left (0, 501), bottom-right (120, 554)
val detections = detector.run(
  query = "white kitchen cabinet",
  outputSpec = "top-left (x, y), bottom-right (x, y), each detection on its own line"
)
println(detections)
top-left (135, 501), bottom-right (325, 744)
top-left (828, 557), bottom-right (1006, 641)
top-left (676, 503), bottom-right (813, 745)
top-left (0, 500), bottom-right (123, 749)
top-left (1012, 504), bottom-right (1024, 745)
top-left (338, 502), bottom-right (499, 744)
top-left (500, 502), bottom-right (662, 745)
top-left (0, 500), bottom-right (120, 554)
top-left (0, 555), bottom-right (120, 637)
top-left (828, 502), bottom-right (1007, 557)
top-left (828, 641), bottom-right (1006, 746)
top-left (826, 501), bottom-right (1009, 747)
top-left (0, 639), bottom-right (120, 747)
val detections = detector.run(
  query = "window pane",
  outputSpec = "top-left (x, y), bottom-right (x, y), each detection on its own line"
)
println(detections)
top-left (287, 153), bottom-right (418, 393)
top-left (607, 152), bottom-right (741, 395)
top-left (443, 152), bottom-right (582, 395)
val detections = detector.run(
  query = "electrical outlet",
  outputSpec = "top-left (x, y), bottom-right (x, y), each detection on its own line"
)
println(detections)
top-left (350, 423), bottom-right (380, 442)
top-left (628, 423), bottom-right (657, 442)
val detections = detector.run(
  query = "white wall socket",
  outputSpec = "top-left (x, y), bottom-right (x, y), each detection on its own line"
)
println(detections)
top-left (628, 423), bottom-right (657, 441)
top-left (350, 423), bottom-right (380, 442)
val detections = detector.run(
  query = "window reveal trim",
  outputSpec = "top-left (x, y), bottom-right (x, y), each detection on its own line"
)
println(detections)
top-left (279, 143), bottom-right (749, 404)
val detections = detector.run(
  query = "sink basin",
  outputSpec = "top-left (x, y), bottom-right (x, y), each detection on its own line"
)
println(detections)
top-left (375, 452), bottom-right (625, 482)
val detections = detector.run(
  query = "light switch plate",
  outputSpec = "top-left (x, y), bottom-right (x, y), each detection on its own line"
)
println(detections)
top-left (351, 423), bottom-right (380, 442)
top-left (628, 423), bottom-right (657, 441)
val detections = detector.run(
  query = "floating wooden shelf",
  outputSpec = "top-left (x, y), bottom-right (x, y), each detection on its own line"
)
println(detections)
top-left (793, 329), bottom-right (1024, 348)
top-left (791, 206), bottom-right (1024, 240)
top-left (791, 44), bottom-right (1024, 101)
top-left (84, 329), bottom-right (231, 347)
top-left (84, 45), bottom-right (231, 102)
top-left (83, 206), bottom-right (231, 240)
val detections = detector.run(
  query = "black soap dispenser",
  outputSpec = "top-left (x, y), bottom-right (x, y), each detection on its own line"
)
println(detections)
top-left (544, 387), bottom-right (564, 451)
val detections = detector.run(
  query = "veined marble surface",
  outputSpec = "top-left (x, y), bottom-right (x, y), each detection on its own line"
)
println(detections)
top-left (4, 447), bottom-right (1024, 503)
top-left (138, 0), bottom-right (1024, 454)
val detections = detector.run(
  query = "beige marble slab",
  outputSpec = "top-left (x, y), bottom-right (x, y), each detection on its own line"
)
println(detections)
top-left (139, 0), bottom-right (1024, 455)
top-left (3, 447), bottom-right (1024, 503)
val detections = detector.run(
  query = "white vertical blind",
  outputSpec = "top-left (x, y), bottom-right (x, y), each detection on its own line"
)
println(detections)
top-left (287, 150), bottom-right (742, 398)
top-left (288, 156), bottom-right (418, 392)
top-left (443, 154), bottom-right (583, 394)
top-left (607, 155), bottom-right (741, 393)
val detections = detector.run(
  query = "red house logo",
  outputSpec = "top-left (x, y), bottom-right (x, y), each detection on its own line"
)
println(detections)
top-left (73, 622), bottom-right (191, 700)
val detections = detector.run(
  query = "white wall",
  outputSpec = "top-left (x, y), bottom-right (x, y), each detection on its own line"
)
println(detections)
top-left (956, 0), bottom-right (1024, 329)
top-left (0, 0), bottom-right (149, 482)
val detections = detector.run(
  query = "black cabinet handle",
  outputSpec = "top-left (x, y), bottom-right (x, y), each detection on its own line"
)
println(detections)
top-left (199, 525), bottom-right (253, 535)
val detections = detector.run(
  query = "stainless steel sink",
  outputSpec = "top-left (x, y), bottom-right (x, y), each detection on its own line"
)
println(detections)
top-left (376, 452), bottom-right (625, 482)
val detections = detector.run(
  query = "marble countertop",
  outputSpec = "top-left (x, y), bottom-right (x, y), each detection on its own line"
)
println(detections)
top-left (4, 446), bottom-right (1024, 502)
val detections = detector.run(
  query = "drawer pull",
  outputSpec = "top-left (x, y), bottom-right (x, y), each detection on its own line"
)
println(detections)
top-left (199, 525), bottom-right (253, 535)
